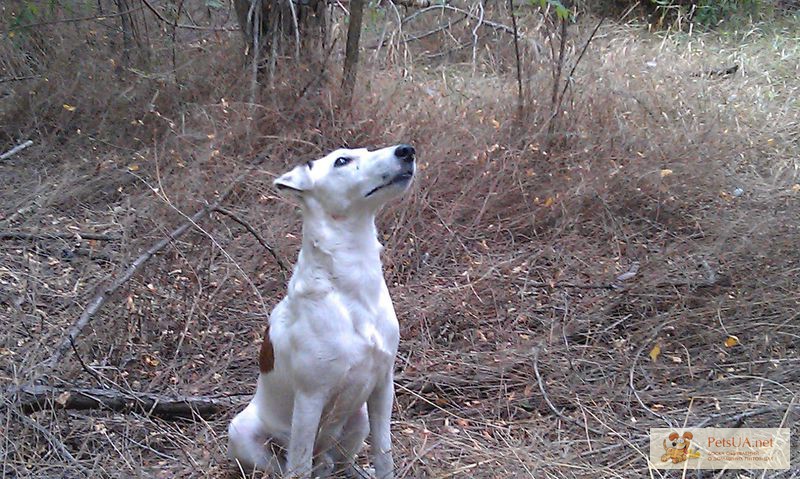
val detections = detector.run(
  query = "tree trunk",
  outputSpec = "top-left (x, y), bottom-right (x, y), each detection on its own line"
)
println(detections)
top-left (115, 0), bottom-right (134, 66)
top-left (232, 0), bottom-right (328, 68)
top-left (342, 0), bottom-right (365, 102)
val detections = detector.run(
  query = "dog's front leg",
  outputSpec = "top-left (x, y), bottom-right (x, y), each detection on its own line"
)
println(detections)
top-left (287, 392), bottom-right (325, 479)
top-left (367, 375), bottom-right (395, 479)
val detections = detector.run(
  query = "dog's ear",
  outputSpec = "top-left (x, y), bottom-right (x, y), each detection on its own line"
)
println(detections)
top-left (274, 163), bottom-right (313, 194)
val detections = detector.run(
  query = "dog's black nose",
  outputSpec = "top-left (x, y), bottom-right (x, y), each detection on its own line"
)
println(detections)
top-left (395, 144), bottom-right (415, 163)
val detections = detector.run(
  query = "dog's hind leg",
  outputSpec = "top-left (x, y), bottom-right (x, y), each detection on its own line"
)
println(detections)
top-left (228, 403), bottom-right (281, 473)
top-left (330, 405), bottom-right (370, 478)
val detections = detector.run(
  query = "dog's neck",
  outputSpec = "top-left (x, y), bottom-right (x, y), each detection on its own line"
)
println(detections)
top-left (290, 208), bottom-right (385, 297)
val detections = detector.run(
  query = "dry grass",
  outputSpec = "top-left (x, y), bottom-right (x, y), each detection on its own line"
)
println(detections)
top-left (1, 3), bottom-right (798, 478)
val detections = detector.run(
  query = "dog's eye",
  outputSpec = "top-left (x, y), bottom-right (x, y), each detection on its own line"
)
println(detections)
top-left (334, 157), bottom-right (351, 168)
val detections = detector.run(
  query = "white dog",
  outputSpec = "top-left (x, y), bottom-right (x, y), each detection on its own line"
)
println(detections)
top-left (228, 144), bottom-right (416, 478)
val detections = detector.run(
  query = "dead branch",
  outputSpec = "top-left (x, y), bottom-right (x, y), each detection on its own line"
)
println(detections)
top-left (526, 281), bottom-right (616, 290)
top-left (368, 13), bottom-right (467, 50)
top-left (403, 17), bottom-right (467, 43)
top-left (694, 64), bottom-right (739, 78)
top-left (0, 140), bottom-right (33, 160)
top-left (69, 337), bottom-right (106, 386)
top-left (470, 1), bottom-right (486, 70)
top-left (0, 8), bottom-right (143, 32)
top-left (10, 385), bottom-right (244, 420)
top-left (521, 276), bottom-right (723, 291)
top-left (372, 3), bottom-right (516, 52)
top-left (0, 75), bottom-right (40, 83)
top-left (43, 163), bottom-right (264, 369)
top-left (392, 0), bottom-right (433, 8)
top-left (366, 16), bottom-right (462, 50)
top-left (212, 206), bottom-right (291, 279)
top-left (0, 231), bottom-right (119, 241)
top-left (139, 0), bottom-right (237, 31)
top-left (68, 247), bottom-right (114, 263)
top-left (696, 404), bottom-right (791, 428)
top-left (403, 4), bottom-right (515, 35)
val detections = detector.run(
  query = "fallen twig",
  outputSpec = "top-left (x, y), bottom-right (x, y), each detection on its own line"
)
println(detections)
top-left (532, 281), bottom-right (615, 290)
top-left (69, 337), bottom-right (106, 387)
top-left (213, 206), bottom-right (291, 279)
top-left (10, 385), bottom-right (244, 420)
top-left (696, 404), bottom-right (790, 428)
top-left (0, 231), bottom-right (119, 241)
top-left (520, 276), bottom-right (721, 292)
top-left (44, 162), bottom-right (263, 369)
top-left (0, 140), bottom-right (33, 160)
top-left (693, 64), bottom-right (739, 78)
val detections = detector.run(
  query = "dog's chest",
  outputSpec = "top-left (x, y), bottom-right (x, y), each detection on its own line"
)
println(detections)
top-left (330, 287), bottom-right (398, 368)
top-left (296, 290), bottom-right (398, 420)
top-left (277, 283), bottom-right (399, 383)
top-left (347, 300), bottom-right (397, 367)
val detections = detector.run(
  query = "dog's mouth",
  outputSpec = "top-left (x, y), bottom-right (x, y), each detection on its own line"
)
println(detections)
top-left (365, 171), bottom-right (414, 197)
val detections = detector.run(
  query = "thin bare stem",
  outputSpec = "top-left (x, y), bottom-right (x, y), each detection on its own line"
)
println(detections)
top-left (508, 0), bottom-right (523, 113)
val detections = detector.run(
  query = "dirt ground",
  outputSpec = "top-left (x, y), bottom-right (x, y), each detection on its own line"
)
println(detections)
top-left (1, 3), bottom-right (798, 478)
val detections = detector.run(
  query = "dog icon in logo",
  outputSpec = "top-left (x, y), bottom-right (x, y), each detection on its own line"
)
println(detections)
top-left (661, 431), bottom-right (701, 463)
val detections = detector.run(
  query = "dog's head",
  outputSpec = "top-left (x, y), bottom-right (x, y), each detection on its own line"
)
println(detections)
top-left (274, 144), bottom-right (416, 216)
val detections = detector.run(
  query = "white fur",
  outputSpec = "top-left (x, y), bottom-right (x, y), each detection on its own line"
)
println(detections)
top-left (228, 145), bottom-right (415, 478)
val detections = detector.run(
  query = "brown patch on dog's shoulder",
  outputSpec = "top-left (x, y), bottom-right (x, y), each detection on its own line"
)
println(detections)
top-left (259, 324), bottom-right (275, 374)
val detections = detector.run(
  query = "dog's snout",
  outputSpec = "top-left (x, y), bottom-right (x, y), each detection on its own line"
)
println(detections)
top-left (394, 144), bottom-right (415, 163)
